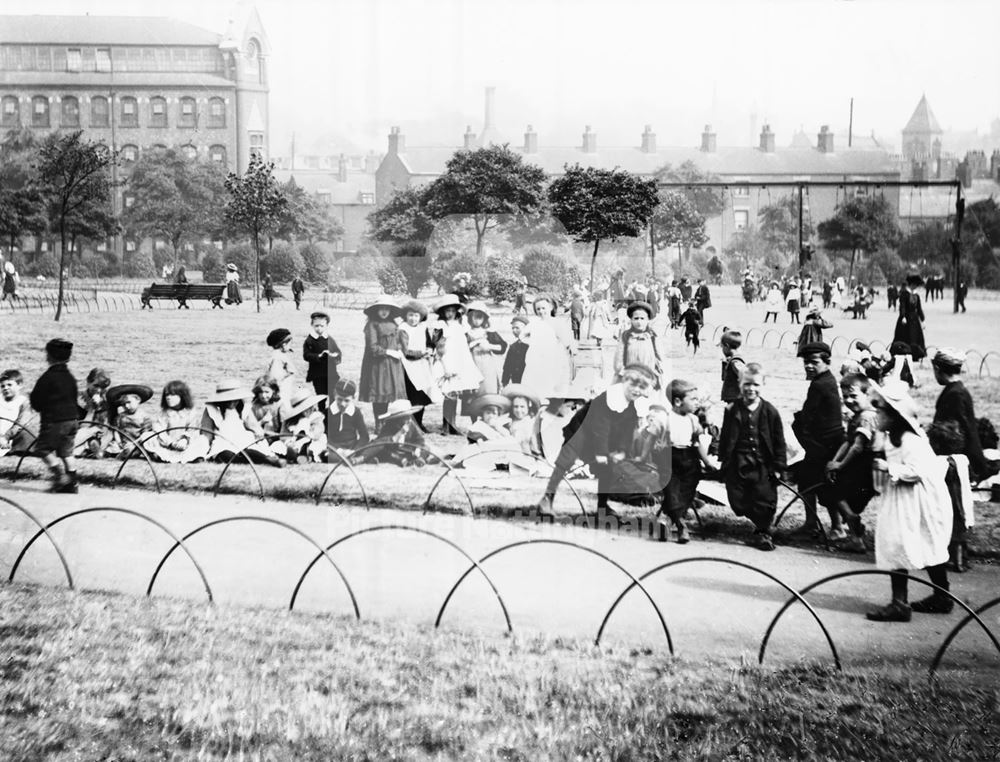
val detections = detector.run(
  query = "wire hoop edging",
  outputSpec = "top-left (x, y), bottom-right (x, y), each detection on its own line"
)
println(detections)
top-left (212, 433), bottom-right (291, 500)
top-left (315, 446), bottom-right (370, 510)
top-left (287, 524), bottom-right (512, 631)
top-left (145, 516), bottom-right (359, 619)
top-left (761, 328), bottom-right (781, 348)
top-left (829, 335), bottom-right (847, 356)
top-left (0, 417), bottom-right (38, 449)
top-left (13, 420), bottom-right (161, 493)
top-left (757, 569), bottom-right (1000, 672)
top-left (773, 480), bottom-right (828, 531)
top-left (777, 330), bottom-right (798, 350)
top-left (116, 425), bottom-right (264, 500)
top-left (930, 594), bottom-right (1000, 674)
top-left (434, 538), bottom-right (673, 653)
top-left (426, 449), bottom-right (587, 517)
top-left (978, 351), bottom-right (1000, 378)
top-left (0, 493), bottom-right (74, 589)
top-left (594, 556), bottom-right (840, 669)
top-left (9, 506), bottom-right (212, 602)
top-left (745, 327), bottom-right (761, 347)
top-left (712, 324), bottom-right (724, 344)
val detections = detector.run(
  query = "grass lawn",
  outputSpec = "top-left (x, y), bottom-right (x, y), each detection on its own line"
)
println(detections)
top-left (1, 582), bottom-right (998, 761)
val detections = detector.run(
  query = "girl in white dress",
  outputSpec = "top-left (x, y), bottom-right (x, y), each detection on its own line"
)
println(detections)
top-left (265, 328), bottom-right (298, 401)
top-left (521, 292), bottom-right (576, 400)
top-left (398, 299), bottom-right (441, 431)
top-left (866, 381), bottom-right (953, 622)
top-left (429, 294), bottom-right (482, 434)
top-left (145, 380), bottom-right (210, 463)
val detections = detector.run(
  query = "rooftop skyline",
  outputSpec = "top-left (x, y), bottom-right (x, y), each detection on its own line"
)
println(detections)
top-left (3, 0), bottom-right (999, 155)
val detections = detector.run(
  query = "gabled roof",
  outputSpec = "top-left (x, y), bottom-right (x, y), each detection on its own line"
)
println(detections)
top-left (0, 15), bottom-right (221, 46)
top-left (392, 144), bottom-right (900, 179)
top-left (902, 94), bottom-right (942, 135)
top-left (274, 169), bottom-right (376, 206)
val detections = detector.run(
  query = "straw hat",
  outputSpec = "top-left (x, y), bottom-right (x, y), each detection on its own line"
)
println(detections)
top-left (283, 388), bottom-right (328, 419)
top-left (433, 294), bottom-right (465, 316)
top-left (626, 301), bottom-right (653, 318)
top-left (465, 300), bottom-right (490, 316)
top-left (205, 379), bottom-right (253, 404)
top-left (400, 299), bottom-right (428, 321)
top-left (501, 384), bottom-right (541, 411)
top-left (226, 263), bottom-right (238, 272)
top-left (266, 328), bottom-right (292, 349)
top-left (466, 393), bottom-right (511, 417)
top-left (871, 379), bottom-right (923, 436)
top-left (107, 384), bottom-right (154, 405)
top-left (363, 295), bottom-right (399, 318)
top-left (378, 399), bottom-right (424, 423)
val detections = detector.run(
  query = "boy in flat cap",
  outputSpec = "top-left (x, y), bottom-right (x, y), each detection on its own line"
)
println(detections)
top-left (29, 338), bottom-right (80, 493)
top-left (719, 329), bottom-right (745, 405)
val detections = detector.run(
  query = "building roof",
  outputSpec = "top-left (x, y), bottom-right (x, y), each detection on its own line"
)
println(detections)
top-left (899, 178), bottom-right (1000, 219)
top-left (0, 71), bottom-right (234, 89)
top-left (0, 15), bottom-right (222, 46)
top-left (392, 144), bottom-right (900, 179)
top-left (902, 94), bottom-right (943, 135)
top-left (274, 169), bottom-right (376, 206)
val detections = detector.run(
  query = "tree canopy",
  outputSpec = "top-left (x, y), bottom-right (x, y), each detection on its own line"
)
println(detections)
top-left (651, 191), bottom-right (708, 253)
top-left (653, 160), bottom-right (726, 218)
top-left (817, 195), bottom-right (901, 255)
top-left (548, 164), bottom-right (659, 290)
top-left (367, 185), bottom-right (436, 246)
top-left (0, 129), bottom-right (46, 255)
top-left (224, 155), bottom-right (288, 312)
top-left (275, 177), bottom-right (344, 244)
top-left (758, 194), bottom-right (815, 255)
top-left (36, 130), bottom-right (116, 321)
top-left (424, 145), bottom-right (547, 257)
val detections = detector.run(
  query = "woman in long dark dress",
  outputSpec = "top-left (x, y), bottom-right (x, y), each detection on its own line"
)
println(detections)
top-left (892, 275), bottom-right (926, 360)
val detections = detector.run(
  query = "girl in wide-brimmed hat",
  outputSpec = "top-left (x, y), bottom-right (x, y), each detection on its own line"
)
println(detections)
top-left (502, 383), bottom-right (540, 455)
top-left (278, 388), bottom-right (329, 463)
top-left (614, 300), bottom-right (663, 383)
top-left (429, 294), bottom-right (482, 434)
top-left (795, 304), bottom-right (833, 357)
top-left (358, 295), bottom-right (407, 426)
top-left (105, 383), bottom-right (154, 459)
top-left (200, 379), bottom-right (284, 467)
top-left (397, 299), bottom-right (440, 431)
top-left (465, 393), bottom-right (514, 444)
top-left (464, 301), bottom-right (508, 396)
top-left (865, 380), bottom-right (952, 622)
top-left (352, 399), bottom-right (430, 466)
top-left (520, 292), bottom-right (576, 399)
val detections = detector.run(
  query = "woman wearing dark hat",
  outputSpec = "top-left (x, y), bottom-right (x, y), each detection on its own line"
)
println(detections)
top-left (795, 305), bottom-right (832, 357)
top-left (521, 292), bottom-right (575, 400)
top-left (892, 274), bottom-right (926, 360)
top-left (265, 328), bottom-right (298, 401)
top-left (224, 264), bottom-right (242, 305)
top-left (359, 295), bottom-right (408, 426)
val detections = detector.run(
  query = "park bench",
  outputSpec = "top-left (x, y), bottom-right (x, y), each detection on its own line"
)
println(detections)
top-left (140, 283), bottom-right (227, 310)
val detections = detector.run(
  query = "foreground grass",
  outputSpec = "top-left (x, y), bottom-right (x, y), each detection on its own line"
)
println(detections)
top-left (1, 584), bottom-right (998, 761)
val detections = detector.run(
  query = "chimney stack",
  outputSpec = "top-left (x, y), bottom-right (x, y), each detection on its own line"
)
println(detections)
top-left (582, 125), bottom-right (597, 153)
top-left (463, 125), bottom-right (477, 150)
top-left (337, 153), bottom-right (348, 182)
top-left (700, 125), bottom-right (716, 153)
top-left (478, 86), bottom-right (499, 147)
top-left (364, 151), bottom-right (379, 174)
top-left (640, 124), bottom-right (656, 153)
top-left (523, 124), bottom-right (538, 154)
top-left (817, 125), bottom-right (834, 153)
top-left (388, 126), bottom-right (405, 155)
top-left (759, 124), bottom-right (775, 153)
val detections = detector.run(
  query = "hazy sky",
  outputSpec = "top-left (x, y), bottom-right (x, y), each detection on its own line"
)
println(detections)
top-left (6, 0), bottom-right (1000, 155)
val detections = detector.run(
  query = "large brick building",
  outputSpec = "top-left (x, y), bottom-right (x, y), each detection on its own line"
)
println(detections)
top-left (0, 9), bottom-right (270, 173)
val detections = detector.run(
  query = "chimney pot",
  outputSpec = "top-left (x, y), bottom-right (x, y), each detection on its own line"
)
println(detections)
top-left (641, 125), bottom-right (657, 153)
top-left (759, 123), bottom-right (775, 153)
top-left (337, 153), bottom-right (348, 182)
top-left (388, 126), bottom-right (405, 154)
top-left (463, 125), bottom-right (477, 150)
top-left (582, 126), bottom-right (597, 153)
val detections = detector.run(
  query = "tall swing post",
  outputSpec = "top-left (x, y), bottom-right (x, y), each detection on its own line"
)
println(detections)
top-left (952, 180), bottom-right (964, 314)
top-left (797, 184), bottom-right (805, 277)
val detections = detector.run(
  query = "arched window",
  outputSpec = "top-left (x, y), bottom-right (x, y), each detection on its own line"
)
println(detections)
top-left (246, 38), bottom-right (265, 84)
top-left (61, 96), bottom-right (79, 127)
top-left (179, 97), bottom-right (197, 128)
top-left (120, 96), bottom-right (138, 128)
top-left (208, 97), bottom-right (225, 128)
top-left (209, 144), bottom-right (227, 166)
top-left (91, 95), bottom-right (109, 127)
top-left (150, 143), bottom-right (168, 153)
top-left (1, 96), bottom-right (19, 128)
top-left (121, 144), bottom-right (139, 165)
top-left (31, 96), bottom-right (49, 128)
top-left (149, 96), bottom-right (167, 128)
top-left (181, 143), bottom-right (197, 160)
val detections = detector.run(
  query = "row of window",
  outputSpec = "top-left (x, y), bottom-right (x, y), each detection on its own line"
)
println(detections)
top-left (1, 94), bottom-right (226, 129)
top-left (0, 45), bottom-right (226, 75)
top-left (115, 143), bottom-right (230, 165)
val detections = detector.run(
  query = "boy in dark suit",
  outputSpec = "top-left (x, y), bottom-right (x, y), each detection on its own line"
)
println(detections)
top-left (502, 315), bottom-right (529, 385)
top-left (719, 362), bottom-right (787, 550)
top-left (302, 311), bottom-right (341, 413)
top-left (29, 338), bottom-right (80, 493)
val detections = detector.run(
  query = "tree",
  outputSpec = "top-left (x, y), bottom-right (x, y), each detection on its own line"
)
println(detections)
top-left (654, 160), bottom-right (725, 218)
top-left (224, 155), bottom-right (288, 312)
top-left (36, 130), bottom-right (115, 321)
top-left (298, 242), bottom-right (330, 284)
top-left (367, 185), bottom-right (436, 246)
top-left (424, 145), bottom-right (547, 257)
top-left (276, 177), bottom-right (344, 244)
top-left (386, 242), bottom-right (431, 297)
top-left (63, 193), bottom-right (116, 263)
top-left (520, 248), bottom-right (581, 299)
top-left (124, 148), bottom-right (228, 270)
top-left (548, 165), bottom-right (659, 292)
top-left (817, 195), bottom-right (902, 284)
top-left (0, 129), bottom-right (46, 257)
top-left (759, 194), bottom-right (815, 256)
top-left (651, 191), bottom-right (708, 273)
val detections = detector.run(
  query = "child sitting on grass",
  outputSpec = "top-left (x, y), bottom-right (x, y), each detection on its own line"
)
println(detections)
top-left (654, 380), bottom-right (719, 544)
top-left (353, 400), bottom-right (429, 466)
top-left (719, 363), bottom-right (787, 551)
top-left (0, 369), bottom-right (36, 454)
top-left (824, 373), bottom-right (880, 553)
top-left (249, 376), bottom-right (282, 440)
top-left (146, 380), bottom-right (209, 464)
top-left (201, 380), bottom-right (284, 468)
top-left (327, 379), bottom-right (370, 456)
top-left (106, 384), bottom-right (154, 460)
top-left (76, 367), bottom-right (112, 457)
top-left (279, 389), bottom-right (328, 463)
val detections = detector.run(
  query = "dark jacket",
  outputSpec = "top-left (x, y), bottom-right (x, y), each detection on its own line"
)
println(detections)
top-left (792, 369), bottom-right (844, 455)
top-left (719, 398), bottom-right (787, 475)
top-left (720, 355), bottom-right (745, 403)
top-left (556, 388), bottom-right (638, 470)
top-left (327, 407), bottom-right (370, 450)
top-left (29, 363), bottom-right (79, 423)
top-left (502, 340), bottom-right (528, 385)
top-left (935, 380), bottom-right (996, 481)
top-left (695, 284), bottom-right (712, 309)
top-left (303, 334), bottom-right (342, 385)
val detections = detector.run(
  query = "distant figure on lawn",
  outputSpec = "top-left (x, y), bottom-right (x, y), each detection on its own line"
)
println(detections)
top-left (291, 275), bottom-right (305, 310)
top-left (225, 264), bottom-right (242, 305)
top-left (892, 274), bottom-right (926, 361)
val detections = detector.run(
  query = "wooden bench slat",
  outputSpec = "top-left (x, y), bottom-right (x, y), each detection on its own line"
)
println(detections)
top-left (141, 283), bottom-right (227, 309)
